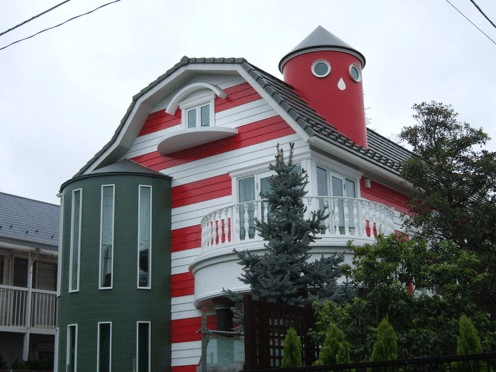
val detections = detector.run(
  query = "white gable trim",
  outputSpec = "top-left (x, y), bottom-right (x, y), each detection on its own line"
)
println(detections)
top-left (82, 63), bottom-right (310, 175)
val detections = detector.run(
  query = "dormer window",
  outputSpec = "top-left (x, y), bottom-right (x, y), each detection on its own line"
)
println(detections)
top-left (179, 93), bottom-right (215, 129)
top-left (187, 103), bottom-right (210, 128)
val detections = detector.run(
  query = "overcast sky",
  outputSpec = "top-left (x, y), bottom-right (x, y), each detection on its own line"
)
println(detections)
top-left (1, 0), bottom-right (495, 205)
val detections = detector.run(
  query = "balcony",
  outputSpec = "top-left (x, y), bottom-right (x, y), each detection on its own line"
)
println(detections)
top-left (191, 196), bottom-right (397, 304)
top-left (201, 196), bottom-right (397, 251)
top-left (0, 285), bottom-right (57, 334)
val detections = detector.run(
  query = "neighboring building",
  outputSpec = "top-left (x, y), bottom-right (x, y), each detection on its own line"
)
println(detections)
top-left (0, 192), bottom-right (59, 368)
top-left (56, 26), bottom-right (412, 372)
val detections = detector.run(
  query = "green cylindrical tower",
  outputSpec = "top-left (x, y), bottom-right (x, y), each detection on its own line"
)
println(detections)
top-left (57, 160), bottom-right (172, 372)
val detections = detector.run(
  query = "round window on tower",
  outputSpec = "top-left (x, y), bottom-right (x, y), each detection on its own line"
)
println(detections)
top-left (349, 64), bottom-right (362, 82)
top-left (311, 60), bottom-right (331, 78)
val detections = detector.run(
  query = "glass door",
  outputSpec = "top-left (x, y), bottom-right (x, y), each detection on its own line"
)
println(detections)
top-left (238, 173), bottom-right (271, 240)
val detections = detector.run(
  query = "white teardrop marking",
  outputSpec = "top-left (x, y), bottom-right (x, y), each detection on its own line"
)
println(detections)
top-left (338, 77), bottom-right (346, 90)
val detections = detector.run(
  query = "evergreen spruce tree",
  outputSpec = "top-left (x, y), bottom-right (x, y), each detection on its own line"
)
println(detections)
top-left (281, 327), bottom-right (303, 368)
top-left (236, 143), bottom-right (347, 306)
top-left (370, 317), bottom-right (398, 362)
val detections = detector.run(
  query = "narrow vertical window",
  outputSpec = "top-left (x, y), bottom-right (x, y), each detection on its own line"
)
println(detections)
top-left (97, 322), bottom-right (112, 372)
top-left (100, 185), bottom-right (114, 289)
top-left (67, 324), bottom-right (78, 372)
top-left (136, 322), bottom-right (151, 372)
top-left (69, 189), bottom-right (82, 292)
top-left (138, 186), bottom-right (152, 289)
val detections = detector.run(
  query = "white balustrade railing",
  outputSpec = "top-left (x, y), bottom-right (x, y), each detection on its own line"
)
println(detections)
top-left (201, 197), bottom-right (396, 250)
top-left (0, 285), bottom-right (57, 330)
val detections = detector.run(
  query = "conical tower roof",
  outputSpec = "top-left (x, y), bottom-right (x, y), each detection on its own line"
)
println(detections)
top-left (279, 26), bottom-right (365, 72)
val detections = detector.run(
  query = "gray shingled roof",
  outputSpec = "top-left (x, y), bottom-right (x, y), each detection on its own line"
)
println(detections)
top-left (0, 192), bottom-right (59, 251)
top-left (74, 56), bottom-right (412, 179)
top-left (279, 26), bottom-right (366, 71)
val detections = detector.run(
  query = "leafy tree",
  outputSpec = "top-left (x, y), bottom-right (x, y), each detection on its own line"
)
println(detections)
top-left (457, 314), bottom-right (482, 355)
top-left (317, 322), bottom-right (351, 365)
top-left (399, 101), bottom-right (496, 311)
top-left (370, 317), bottom-right (397, 362)
top-left (281, 327), bottom-right (303, 368)
top-left (236, 143), bottom-right (349, 306)
top-left (311, 233), bottom-right (496, 361)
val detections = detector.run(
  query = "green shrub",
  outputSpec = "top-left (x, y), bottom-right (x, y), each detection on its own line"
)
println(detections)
top-left (457, 314), bottom-right (482, 355)
top-left (281, 327), bottom-right (303, 368)
top-left (370, 317), bottom-right (397, 362)
top-left (317, 322), bottom-right (351, 364)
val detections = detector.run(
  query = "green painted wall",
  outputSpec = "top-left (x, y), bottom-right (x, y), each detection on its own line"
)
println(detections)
top-left (57, 172), bottom-right (171, 371)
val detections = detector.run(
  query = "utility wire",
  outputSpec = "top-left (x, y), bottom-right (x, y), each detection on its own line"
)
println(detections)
top-left (0, 0), bottom-right (121, 52)
top-left (445, 0), bottom-right (496, 46)
top-left (469, 0), bottom-right (496, 30)
top-left (0, 0), bottom-right (71, 37)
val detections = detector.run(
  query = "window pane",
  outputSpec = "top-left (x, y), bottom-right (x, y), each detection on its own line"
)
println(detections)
top-left (317, 167), bottom-right (328, 196)
top-left (138, 186), bottom-right (151, 288)
top-left (13, 258), bottom-right (28, 287)
top-left (200, 104), bottom-right (210, 127)
top-left (70, 190), bottom-right (81, 291)
top-left (0, 255), bottom-right (4, 284)
top-left (345, 179), bottom-right (356, 198)
top-left (98, 323), bottom-right (111, 372)
top-left (137, 322), bottom-right (150, 372)
top-left (238, 177), bottom-right (255, 240)
top-left (67, 325), bottom-right (77, 372)
top-left (187, 108), bottom-right (196, 128)
top-left (100, 186), bottom-right (114, 288)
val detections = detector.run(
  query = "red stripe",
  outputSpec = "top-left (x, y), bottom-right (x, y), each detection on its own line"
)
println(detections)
top-left (172, 174), bottom-right (232, 208)
top-left (138, 110), bottom-right (181, 136)
top-left (215, 82), bottom-right (261, 112)
top-left (131, 116), bottom-right (295, 171)
top-left (360, 177), bottom-right (409, 213)
top-left (172, 366), bottom-right (197, 372)
top-left (171, 316), bottom-right (217, 343)
top-left (171, 225), bottom-right (201, 252)
top-left (171, 272), bottom-right (194, 297)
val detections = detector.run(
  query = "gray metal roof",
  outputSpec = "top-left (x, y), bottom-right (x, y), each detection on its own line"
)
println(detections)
top-left (279, 26), bottom-right (366, 71)
top-left (73, 55), bottom-right (411, 181)
top-left (0, 192), bottom-right (59, 251)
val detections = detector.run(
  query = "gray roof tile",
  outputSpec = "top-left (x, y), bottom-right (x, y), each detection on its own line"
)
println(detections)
top-left (0, 192), bottom-right (59, 251)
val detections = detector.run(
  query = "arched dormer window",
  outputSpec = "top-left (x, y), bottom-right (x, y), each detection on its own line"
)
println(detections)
top-left (157, 83), bottom-right (237, 155)
top-left (166, 83), bottom-right (227, 129)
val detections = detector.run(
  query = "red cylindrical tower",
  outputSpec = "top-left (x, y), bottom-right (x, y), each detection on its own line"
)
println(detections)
top-left (279, 26), bottom-right (368, 148)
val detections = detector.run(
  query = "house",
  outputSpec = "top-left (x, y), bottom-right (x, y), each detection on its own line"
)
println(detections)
top-left (56, 26), bottom-right (412, 372)
top-left (0, 192), bottom-right (59, 369)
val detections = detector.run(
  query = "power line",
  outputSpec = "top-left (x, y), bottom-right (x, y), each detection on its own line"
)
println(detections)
top-left (0, 1), bottom-right (71, 37)
top-left (0, 0), bottom-right (121, 52)
top-left (445, 0), bottom-right (496, 46)
top-left (469, 0), bottom-right (496, 30)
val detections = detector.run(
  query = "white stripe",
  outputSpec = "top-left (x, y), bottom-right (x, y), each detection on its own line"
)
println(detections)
top-left (171, 341), bottom-right (202, 366)
top-left (172, 196), bottom-right (232, 230)
top-left (171, 296), bottom-right (200, 320)
top-left (171, 248), bottom-right (201, 275)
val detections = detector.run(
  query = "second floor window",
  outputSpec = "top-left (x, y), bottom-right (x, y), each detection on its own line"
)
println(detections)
top-left (100, 185), bottom-right (114, 289)
top-left (138, 186), bottom-right (152, 289)
top-left (69, 189), bottom-right (82, 292)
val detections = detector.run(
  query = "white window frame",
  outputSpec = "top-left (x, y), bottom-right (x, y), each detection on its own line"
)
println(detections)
top-left (97, 322), bottom-right (112, 372)
top-left (66, 324), bottom-right (78, 372)
top-left (69, 189), bottom-right (82, 293)
top-left (137, 185), bottom-right (152, 289)
top-left (136, 321), bottom-right (151, 372)
top-left (179, 92), bottom-right (215, 129)
top-left (99, 185), bottom-right (115, 290)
